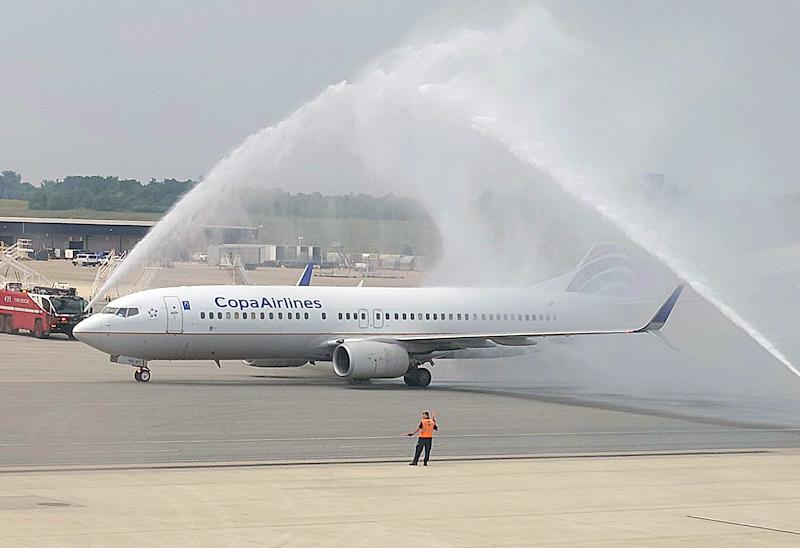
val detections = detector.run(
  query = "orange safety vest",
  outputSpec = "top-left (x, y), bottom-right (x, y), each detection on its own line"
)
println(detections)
top-left (420, 418), bottom-right (436, 438)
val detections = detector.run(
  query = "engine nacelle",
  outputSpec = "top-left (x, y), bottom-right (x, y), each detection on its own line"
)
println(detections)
top-left (332, 341), bottom-right (410, 380)
top-left (242, 359), bottom-right (307, 368)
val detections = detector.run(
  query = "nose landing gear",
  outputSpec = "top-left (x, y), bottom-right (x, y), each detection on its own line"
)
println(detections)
top-left (134, 368), bottom-right (151, 382)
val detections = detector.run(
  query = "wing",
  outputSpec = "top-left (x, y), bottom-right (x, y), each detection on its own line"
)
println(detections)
top-left (296, 264), bottom-right (314, 286)
top-left (330, 285), bottom-right (684, 356)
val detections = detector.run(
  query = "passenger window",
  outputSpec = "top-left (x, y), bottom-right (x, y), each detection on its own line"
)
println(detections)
top-left (338, 313), bottom-right (342, 320)
top-left (278, 313), bottom-right (283, 319)
top-left (304, 312), bottom-right (309, 320)
top-left (525, 314), bottom-right (530, 321)
top-left (200, 312), bottom-right (205, 319)
top-left (410, 313), bottom-right (415, 320)
top-left (433, 314), bottom-right (438, 320)
top-left (517, 314), bottom-right (522, 321)
top-left (553, 314), bottom-right (557, 321)
top-left (497, 315), bottom-right (502, 321)
top-left (488, 314), bottom-right (493, 320)
top-left (346, 313), bottom-right (351, 320)
top-left (440, 313), bottom-right (446, 320)
top-left (539, 314), bottom-right (544, 321)
top-left (426, 313), bottom-right (430, 320)
top-left (402, 313), bottom-right (407, 320)
top-left (503, 314), bottom-right (508, 321)
top-left (472, 314), bottom-right (478, 320)
top-left (226, 312), bottom-right (231, 319)
top-left (217, 312), bottom-right (222, 319)
top-left (260, 312), bottom-right (265, 319)
top-left (234, 312), bottom-right (240, 319)
top-left (384, 313), bottom-right (389, 320)
top-left (394, 313), bottom-right (399, 320)
top-left (322, 313), bottom-right (327, 320)
top-left (269, 312), bottom-right (274, 320)
top-left (546, 315), bottom-right (551, 321)
top-left (448, 313), bottom-right (453, 320)
top-left (252, 312), bottom-right (257, 319)
top-left (457, 314), bottom-right (462, 320)
top-left (482, 314), bottom-right (486, 321)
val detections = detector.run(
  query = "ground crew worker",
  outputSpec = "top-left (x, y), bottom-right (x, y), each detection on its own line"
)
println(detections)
top-left (405, 411), bottom-right (438, 466)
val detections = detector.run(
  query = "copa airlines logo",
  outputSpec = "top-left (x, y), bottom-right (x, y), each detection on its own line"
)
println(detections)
top-left (214, 296), bottom-right (323, 310)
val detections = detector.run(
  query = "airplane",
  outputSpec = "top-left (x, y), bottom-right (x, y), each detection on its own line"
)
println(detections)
top-left (72, 259), bottom-right (685, 386)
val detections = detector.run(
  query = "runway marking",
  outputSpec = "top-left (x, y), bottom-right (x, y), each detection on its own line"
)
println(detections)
top-left (0, 450), bottom-right (772, 474)
top-left (0, 428), bottom-right (798, 448)
top-left (687, 515), bottom-right (800, 536)
top-left (53, 449), bottom-right (180, 455)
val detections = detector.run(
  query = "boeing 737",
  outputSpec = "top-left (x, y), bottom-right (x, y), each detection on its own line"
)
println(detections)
top-left (73, 270), bottom-right (684, 386)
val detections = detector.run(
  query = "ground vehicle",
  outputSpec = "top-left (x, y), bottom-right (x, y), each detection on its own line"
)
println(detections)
top-left (72, 253), bottom-right (102, 267)
top-left (0, 283), bottom-right (88, 339)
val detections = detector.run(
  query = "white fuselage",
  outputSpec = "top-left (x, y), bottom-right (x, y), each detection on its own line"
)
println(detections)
top-left (73, 285), bottom-right (624, 362)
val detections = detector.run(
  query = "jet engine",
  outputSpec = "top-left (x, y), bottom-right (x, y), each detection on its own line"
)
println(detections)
top-left (242, 359), bottom-right (307, 368)
top-left (332, 341), bottom-right (410, 380)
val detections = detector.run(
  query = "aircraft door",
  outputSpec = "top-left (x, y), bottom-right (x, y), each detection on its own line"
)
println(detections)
top-left (373, 308), bottom-right (384, 329)
top-left (163, 296), bottom-right (183, 334)
top-left (358, 308), bottom-right (369, 329)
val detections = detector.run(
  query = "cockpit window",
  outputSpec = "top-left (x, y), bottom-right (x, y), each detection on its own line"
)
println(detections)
top-left (105, 307), bottom-right (139, 318)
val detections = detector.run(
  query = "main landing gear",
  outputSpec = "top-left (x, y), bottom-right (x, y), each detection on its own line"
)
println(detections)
top-left (134, 368), bottom-right (151, 383)
top-left (404, 367), bottom-right (432, 388)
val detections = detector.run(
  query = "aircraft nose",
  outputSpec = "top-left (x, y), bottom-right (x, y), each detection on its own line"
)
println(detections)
top-left (72, 316), bottom-right (98, 345)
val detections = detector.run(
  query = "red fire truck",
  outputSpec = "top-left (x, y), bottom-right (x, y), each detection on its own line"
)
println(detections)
top-left (0, 283), bottom-right (88, 339)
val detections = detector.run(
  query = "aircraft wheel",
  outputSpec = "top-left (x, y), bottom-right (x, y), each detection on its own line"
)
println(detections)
top-left (134, 370), bottom-right (142, 382)
top-left (139, 369), bottom-right (151, 382)
top-left (403, 373), bottom-right (417, 386)
top-left (415, 368), bottom-right (432, 388)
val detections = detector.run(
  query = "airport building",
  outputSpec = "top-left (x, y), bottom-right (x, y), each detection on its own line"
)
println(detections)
top-left (0, 216), bottom-right (260, 255)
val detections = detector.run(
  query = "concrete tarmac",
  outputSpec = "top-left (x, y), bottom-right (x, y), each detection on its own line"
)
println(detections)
top-left (4, 327), bottom-right (800, 546)
top-left (2, 334), bottom-right (800, 469)
top-left (1, 452), bottom-right (799, 546)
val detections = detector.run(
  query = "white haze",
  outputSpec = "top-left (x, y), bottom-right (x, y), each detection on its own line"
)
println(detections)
top-left (97, 1), bottom-right (800, 422)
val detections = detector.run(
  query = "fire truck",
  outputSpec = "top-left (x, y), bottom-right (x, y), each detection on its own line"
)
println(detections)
top-left (0, 282), bottom-right (88, 339)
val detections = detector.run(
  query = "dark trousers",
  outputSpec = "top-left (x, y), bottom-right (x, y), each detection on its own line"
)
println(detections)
top-left (412, 437), bottom-right (433, 464)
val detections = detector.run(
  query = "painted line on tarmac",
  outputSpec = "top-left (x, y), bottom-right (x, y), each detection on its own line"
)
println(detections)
top-left (1, 428), bottom-right (799, 448)
top-left (687, 515), bottom-right (800, 536)
top-left (0, 449), bottom-right (773, 474)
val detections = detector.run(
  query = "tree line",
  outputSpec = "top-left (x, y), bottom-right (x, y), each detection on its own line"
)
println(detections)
top-left (0, 170), bottom-right (429, 220)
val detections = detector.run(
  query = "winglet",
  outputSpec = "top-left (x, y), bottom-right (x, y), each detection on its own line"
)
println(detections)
top-left (296, 263), bottom-right (314, 286)
top-left (635, 284), bottom-right (684, 333)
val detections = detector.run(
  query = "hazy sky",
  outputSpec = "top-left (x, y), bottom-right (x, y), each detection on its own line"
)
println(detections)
top-left (0, 1), bottom-right (448, 184)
